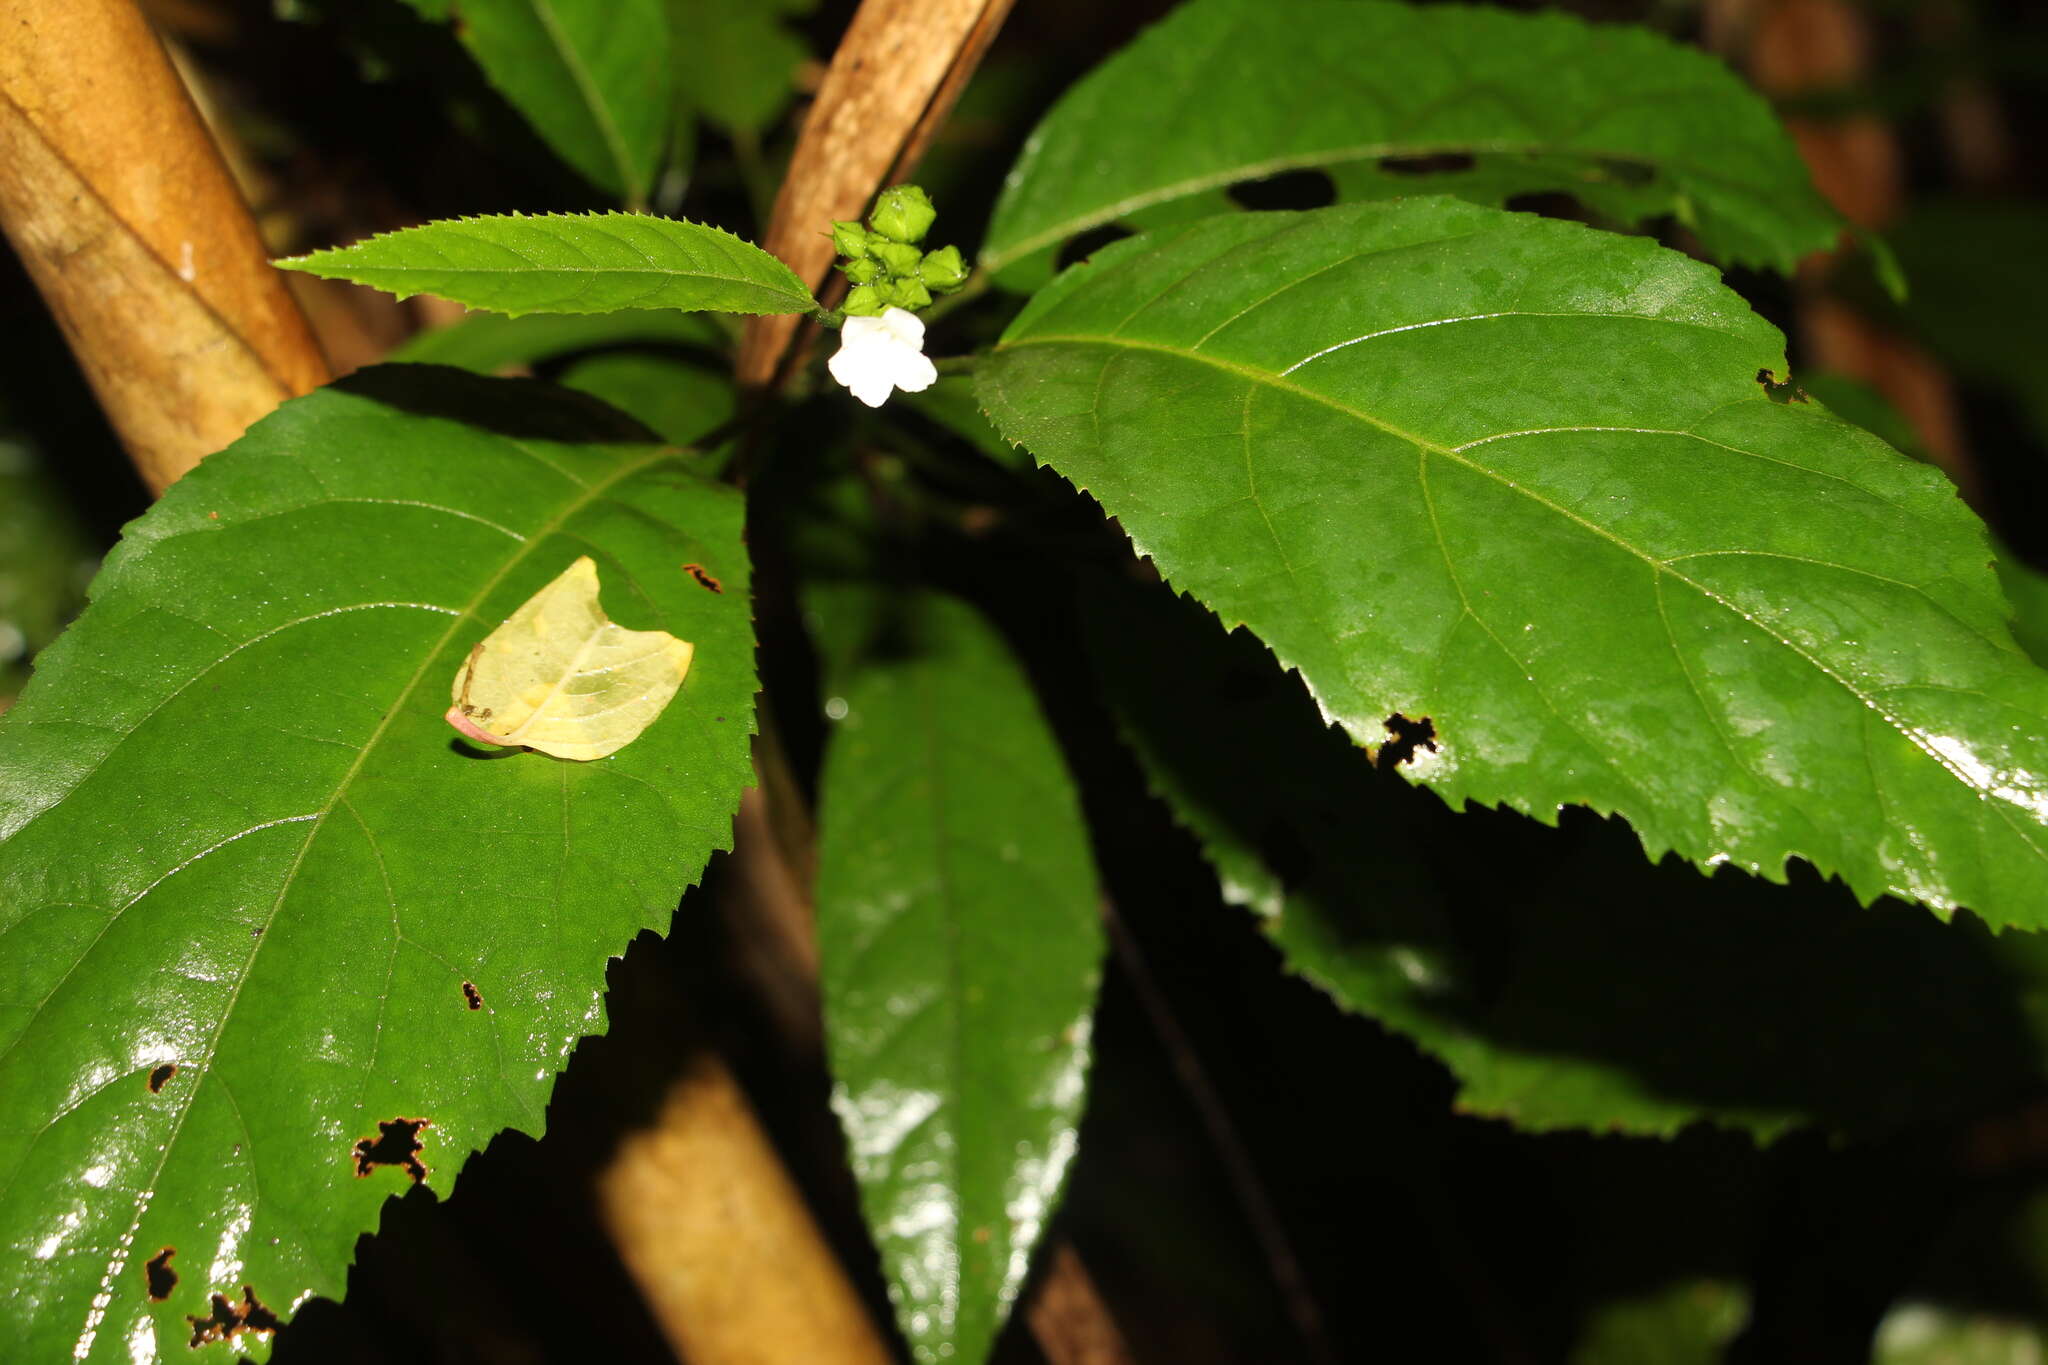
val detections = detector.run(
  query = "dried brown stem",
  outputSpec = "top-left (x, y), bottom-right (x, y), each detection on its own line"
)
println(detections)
top-left (0, 0), bottom-right (328, 492)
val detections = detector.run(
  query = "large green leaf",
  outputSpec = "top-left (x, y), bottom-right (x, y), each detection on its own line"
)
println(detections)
top-left (280, 213), bottom-right (812, 318)
top-left (980, 198), bottom-right (2048, 927)
top-left (0, 367), bottom-right (756, 1359)
top-left (813, 588), bottom-right (1103, 1365)
top-left (1798, 372), bottom-right (2048, 674)
top-left (981, 0), bottom-right (1840, 286)
top-left (1087, 578), bottom-right (2048, 1136)
top-left (402, 0), bottom-right (672, 204)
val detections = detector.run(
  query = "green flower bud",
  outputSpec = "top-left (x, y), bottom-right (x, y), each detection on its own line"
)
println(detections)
top-left (867, 239), bottom-right (924, 276)
top-left (876, 276), bottom-right (932, 311)
top-left (841, 256), bottom-right (882, 284)
top-left (842, 284), bottom-right (887, 316)
top-left (918, 244), bottom-right (967, 291)
top-left (869, 184), bottom-right (936, 243)
top-left (831, 220), bottom-right (872, 258)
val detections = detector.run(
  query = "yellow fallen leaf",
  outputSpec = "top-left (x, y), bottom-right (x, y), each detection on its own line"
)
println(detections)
top-left (445, 557), bottom-right (694, 761)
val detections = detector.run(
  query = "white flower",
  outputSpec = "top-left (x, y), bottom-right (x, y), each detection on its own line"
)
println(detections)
top-left (828, 307), bottom-right (937, 408)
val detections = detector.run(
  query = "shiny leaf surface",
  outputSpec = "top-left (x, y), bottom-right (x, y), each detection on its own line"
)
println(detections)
top-left (813, 588), bottom-right (1103, 1365)
top-left (981, 0), bottom-right (1840, 286)
top-left (280, 213), bottom-right (812, 318)
top-left (410, 0), bottom-right (672, 203)
top-left (0, 368), bottom-right (756, 1359)
top-left (980, 199), bottom-right (2048, 925)
top-left (1088, 579), bottom-right (2048, 1136)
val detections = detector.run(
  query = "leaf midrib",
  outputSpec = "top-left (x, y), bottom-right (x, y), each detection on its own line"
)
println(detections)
top-left (912, 656), bottom-right (967, 1336)
top-left (997, 331), bottom-right (2044, 844)
top-left (522, 0), bottom-right (643, 205)
top-left (343, 263), bottom-right (788, 284)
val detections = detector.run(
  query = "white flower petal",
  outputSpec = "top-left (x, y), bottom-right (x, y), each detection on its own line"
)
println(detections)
top-left (848, 372), bottom-right (895, 407)
top-left (893, 350), bottom-right (938, 395)
top-left (827, 343), bottom-right (869, 390)
top-left (841, 314), bottom-right (888, 342)
top-left (829, 307), bottom-right (935, 408)
top-left (876, 306), bottom-right (926, 347)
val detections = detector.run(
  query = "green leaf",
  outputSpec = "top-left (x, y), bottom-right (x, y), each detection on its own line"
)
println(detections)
top-left (813, 587), bottom-right (1102, 1365)
top-left (0, 367), bottom-right (756, 1359)
top-left (1794, 373), bottom-right (2048, 677)
top-left (418, 0), bottom-right (672, 204)
top-left (1569, 1279), bottom-right (1750, 1365)
top-left (980, 198), bottom-right (2048, 926)
top-left (280, 213), bottom-right (813, 318)
top-left (981, 0), bottom-right (1841, 286)
top-left (1086, 578), bottom-right (2048, 1136)
top-left (1789, 374), bottom-right (2048, 680)
top-left (556, 353), bottom-right (735, 446)
top-left (388, 310), bottom-right (727, 372)
top-left (666, 0), bottom-right (809, 135)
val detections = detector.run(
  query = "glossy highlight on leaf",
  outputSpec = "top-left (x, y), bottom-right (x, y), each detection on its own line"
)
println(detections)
top-left (981, 0), bottom-right (1842, 285)
top-left (0, 367), bottom-right (756, 1359)
top-left (279, 212), bottom-right (813, 318)
top-left (979, 199), bottom-right (2048, 927)
top-left (813, 588), bottom-right (1104, 1365)
top-left (447, 556), bottom-right (693, 760)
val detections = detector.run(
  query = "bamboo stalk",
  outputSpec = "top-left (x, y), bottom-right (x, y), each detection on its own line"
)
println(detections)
top-left (0, 0), bottom-right (328, 491)
top-left (598, 1049), bottom-right (896, 1365)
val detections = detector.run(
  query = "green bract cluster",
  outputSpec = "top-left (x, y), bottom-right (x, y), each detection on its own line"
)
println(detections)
top-left (833, 184), bottom-right (970, 315)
